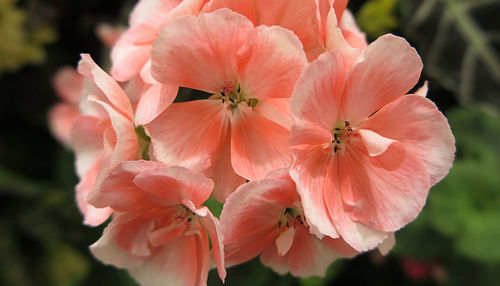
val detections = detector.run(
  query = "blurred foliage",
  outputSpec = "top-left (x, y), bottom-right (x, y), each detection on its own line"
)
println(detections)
top-left (399, 0), bottom-right (500, 107)
top-left (0, 0), bottom-right (56, 73)
top-left (357, 0), bottom-right (399, 39)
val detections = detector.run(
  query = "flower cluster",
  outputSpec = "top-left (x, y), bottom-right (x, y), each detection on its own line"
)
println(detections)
top-left (48, 0), bottom-right (455, 285)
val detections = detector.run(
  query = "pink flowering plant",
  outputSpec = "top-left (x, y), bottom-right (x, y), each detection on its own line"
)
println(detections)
top-left (48, 0), bottom-right (455, 285)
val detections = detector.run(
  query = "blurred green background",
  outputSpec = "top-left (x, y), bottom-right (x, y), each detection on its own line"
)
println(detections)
top-left (0, 0), bottom-right (499, 285)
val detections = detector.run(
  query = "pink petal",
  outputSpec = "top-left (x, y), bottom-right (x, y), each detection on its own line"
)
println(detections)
top-left (90, 213), bottom-right (151, 268)
top-left (134, 83), bottom-right (178, 126)
top-left (199, 207), bottom-right (226, 282)
top-left (203, 0), bottom-right (322, 61)
top-left (378, 233), bottom-right (396, 255)
top-left (78, 54), bottom-right (134, 118)
top-left (290, 51), bottom-right (345, 130)
top-left (333, 0), bottom-right (348, 20)
top-left (129, 0), bottom-right (183, 27)
top-left (52, 67), bottom-right (84, 104)
top-left (151, 9), bottom-right (253, 93)
top-left (324, 9), bottom-right (363, 68)
top-left (276, 227), bottom-right (296, 256)
top-left (221, 178), bottom-right (295, 267)
top-left (290, 144), bottom-right (339, 239)
top-left (95, 23), bottom-right (124, 47)
top-left (130, 226), bottom-right (209, 286)
top-left (237, 25), bottom-right (307, 99)
top-left (148, 222), bottom-right (186, 247)
top-left (414, 81), bottom-right (429, 97)
top-left (230, 104), bottom-right (292, 180)
top-left (209, 128), bottom-right (246, 202)
top-left (48, 103), bottom-right (80, 148)
top-left (337, 142), bottom-right (430, 233)
top-left (70, 115), bottom-right (105, 179)
top-left (146, 100), bottom-right (229, 173)
top-left (110, 24), bottom-right (157, 82)
top-left (360, 95), bottom-right (455, 186)
top-left (75, 160), bottom-right (113, 226)
top-left (133, 166), bottom-right (214, 206)
top-left (286, 227), bottom-right (345, 278)
top-left (341, 35), bottom-right (423, 124)
top-left (339, 10), bottom-right (368, 51)
top-left (260, 244), bottom-right (289, 275)
top-left (90, 160), bottom-right (166, 210)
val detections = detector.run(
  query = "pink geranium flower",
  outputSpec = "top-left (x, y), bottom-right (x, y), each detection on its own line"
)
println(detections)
top-left (221, 169), bottom-right (359, 277)
top-left (146, 9), bottom-right (307, 201)
top-left (71, 54), bottom-right (138, 226)
top-left (90, 160), bottom-right (225, 286)
top-left (289, 34), bottom-right (455, 251)
top-left (48, 67), bottom-right (84, 148)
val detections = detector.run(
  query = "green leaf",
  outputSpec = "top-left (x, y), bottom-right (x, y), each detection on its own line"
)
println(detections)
top-left (357, 0), bottom-right (399, 39)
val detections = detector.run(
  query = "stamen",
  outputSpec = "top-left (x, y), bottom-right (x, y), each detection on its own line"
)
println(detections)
top-left (331, 121), bottom-right (358, 153)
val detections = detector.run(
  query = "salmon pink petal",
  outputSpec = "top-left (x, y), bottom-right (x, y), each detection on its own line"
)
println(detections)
top-left (52, 67), bottom-right (84, 104)
top-left (322, 166), bottom-right (389, 251)
top-left (237, 25), bottom-right (307, 99)
top-left (78, 54), bottom-right (134, 118)
top-left (130, 228), bottom-right (208, 286)
top-left (290, 145), bottom-right (339, 239)
top-left (286, 227), bottom-right (345, 277)
top-left (291, 51), bottom-right (345, 130)
top-left (341, 35), bottom-right (423, 124)
top-left (75, 160), bottom-right (113, 226)
top-left (324, 9), bottom-right (361, 69)
top-left (199, 207), bottom-right (226, 281)
top-left (151, 9), bottom-right (253, 92)
top-left (90, 213), bottom-right (151, 269)
top-left (338, 144), bottom-right (430, 233)
top-left (230, 104), bottom-right (292, 180)
top-left (358, 129), bottom-right (406, 171)
top-left (146, 100), bottom-right (229, 173)
top-left (148, 223), bottom-right (186, 247)
top-left (133, 166), bottom-right (214, 206)
top-left (134, 83), bottom-right (178, 126)
top-left (48, 103), bottom-right (80, 148)
top-left (415, 81), bottom-right (429, 97)
top-left (360, 95), bottom-right (455, 186)
top-left (339, 10), bottom-right (368, 51)
top-left (70, 115), bottom-right (105, 178)
top-left (259, 244), bottom-right (288, 275)
top-left (289, 121), bottom-right (332, 147)
top-left (333, 0), bottom-right (348, 20)
top-left (129, 0), bottom-right (183, 27)
top-left (91, 160), bottom-right (166, 210)
top-left (210, 129), bottom-right (246, 202)
top-left (203, 0), bottom-right (322, 61)
top-left (110, 24), bottom-right (156, 82)
top-left (95, 23), bottom-right (123, 47)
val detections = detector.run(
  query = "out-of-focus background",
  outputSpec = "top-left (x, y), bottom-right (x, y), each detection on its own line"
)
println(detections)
top-left (0, 0), bottom-right (499, 285)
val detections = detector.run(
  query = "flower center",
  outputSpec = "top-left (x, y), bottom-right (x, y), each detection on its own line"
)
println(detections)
top-left (331, 120), bottom-right (358, 153)
top-left (278, 207), bottom-right (305, 231)
top-left (211, 81), bottom-right (259, 111)
top-left (174, 204), bottom-right (196, 224)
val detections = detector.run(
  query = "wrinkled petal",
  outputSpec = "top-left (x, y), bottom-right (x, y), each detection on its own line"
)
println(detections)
top-left (78, 54), bottom-right (134, 118)
top-left (230, 104), bottom-right (292, 180)
top-left (337, 142), bottom-right (430, 233)
top-left (291, 51), bottom-right (345, 130)
top-left (134, 83), bottom-right (178, 125)
top-left (111, 24), bottom-right (156, 82)
top-left (199, 207), bottom-right (226, 282)
top-left (90, 160), bottom-right (166, 210)
top-left (360, 95), bottom-right (455, 186)
top-left (151, 9), bottom-right (253, 93)
top-left (276, 227), bottom-right (295, 256)
top-left (146, 100), bottom-right (229, 174)
top-left (133, 166), bottom-right (214, 206)
top-left (204, 0), bottom-right (322, 61)
top-left (237, 25), bottom-right (307, 99)
top-left (341, 35), bottom-right (423, 124)
top-left (70, 115), bottom-right (105, 178)
top-left (76, 160), bottom-right (113, 226)
top-left (325, 8), bottom-right (361, 69)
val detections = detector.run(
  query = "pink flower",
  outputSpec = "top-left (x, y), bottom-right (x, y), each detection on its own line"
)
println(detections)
top-left (48, 67), bottom-right (84, 148)
top-left (146, 9), bottom-right (307, 201)
top-left (90, 160), bottom-right (225, 286)
top-left (71, 54), bottom-right (138, 226)
top-left (202, 0), bottom-right (323, 61)
top-left (289, 34), bottom-right (455, 251)
top-left (221, 169), bottom-right (359, 277)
